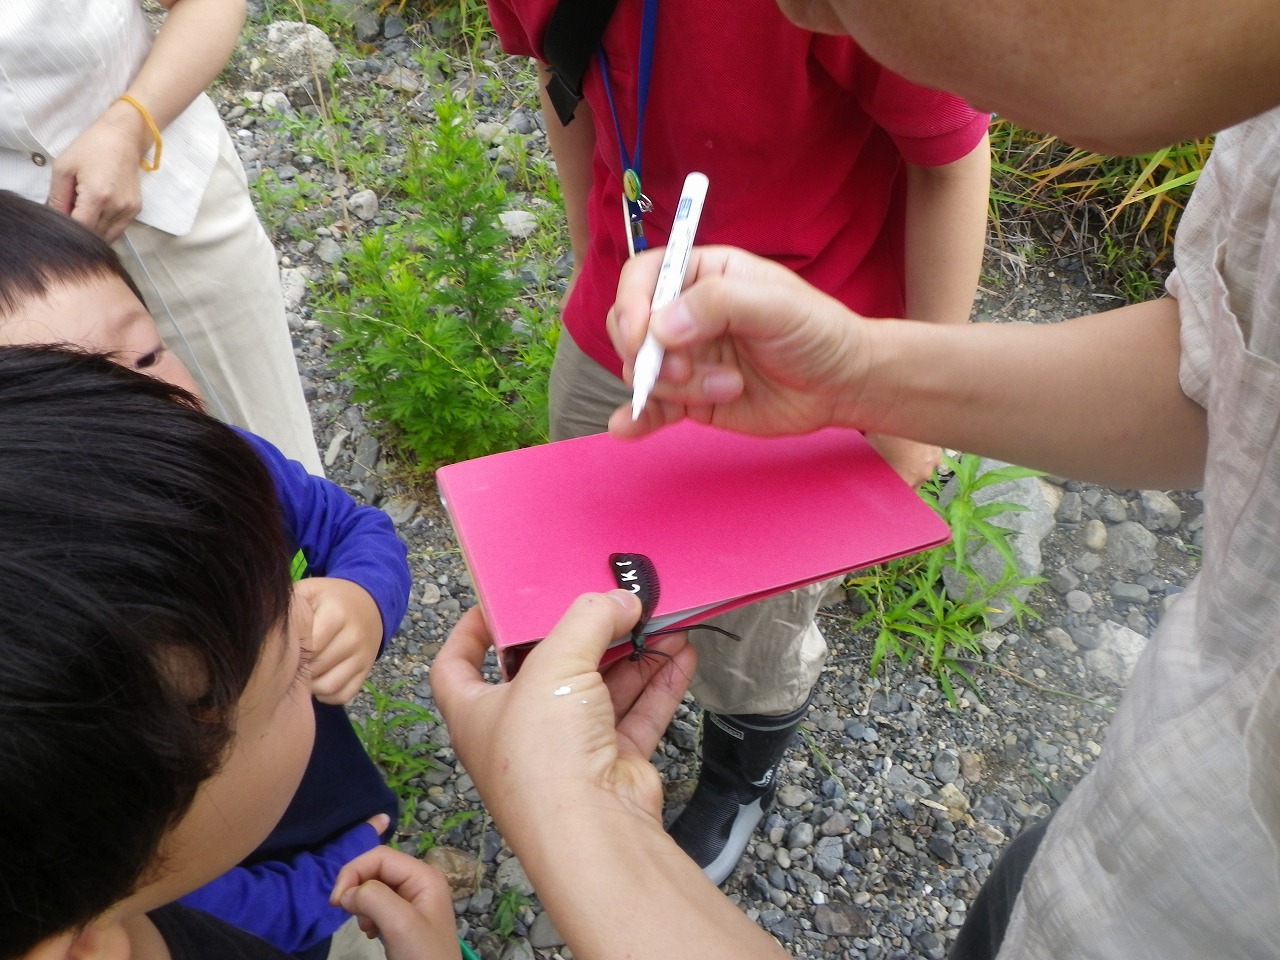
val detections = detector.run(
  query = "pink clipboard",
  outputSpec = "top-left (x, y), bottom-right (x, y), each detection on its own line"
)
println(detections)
top-left (436, 421), bottom-right (950, 677)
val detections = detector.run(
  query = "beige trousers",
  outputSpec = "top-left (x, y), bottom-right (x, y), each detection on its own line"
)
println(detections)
top-left (548, 331), bottom-right (828, 715)
top-left (115, 126), bottom-right (323, 474)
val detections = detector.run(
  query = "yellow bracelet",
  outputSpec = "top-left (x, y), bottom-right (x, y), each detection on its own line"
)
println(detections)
top-left (117, 94), bottom-right (163, 172)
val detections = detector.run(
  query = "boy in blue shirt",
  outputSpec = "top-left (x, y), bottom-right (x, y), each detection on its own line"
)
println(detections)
top-left (0, 191), bottom-right (412, 959)
top-left (0, 343), bottom-right (457, 960)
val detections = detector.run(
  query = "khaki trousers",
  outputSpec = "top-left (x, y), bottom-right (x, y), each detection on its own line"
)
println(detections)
top-left (115, 125), bottom-right (322, 474)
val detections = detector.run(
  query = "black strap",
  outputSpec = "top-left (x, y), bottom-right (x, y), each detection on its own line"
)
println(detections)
top-left (542, 0), bottom-right (623, 126)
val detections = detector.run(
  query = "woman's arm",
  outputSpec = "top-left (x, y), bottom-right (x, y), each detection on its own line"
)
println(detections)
top-left (869, 130), bottom-right (991, 484)
top-left (48, 0), bottom-right (247, 241)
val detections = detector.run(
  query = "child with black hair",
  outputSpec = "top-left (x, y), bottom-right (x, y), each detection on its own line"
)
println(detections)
top-left (0, 191), bottom-right (413, 960)
top-left (0, 344), bottom-right (458, 960)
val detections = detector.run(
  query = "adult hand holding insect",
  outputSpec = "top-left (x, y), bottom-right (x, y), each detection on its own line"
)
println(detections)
top-left (431, 595), bottom-right (788, 960)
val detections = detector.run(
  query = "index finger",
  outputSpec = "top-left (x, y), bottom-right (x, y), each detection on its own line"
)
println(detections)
top-left (429, 606), bottom-right (494, 719)
top-left (332, 846), bottom-right (447, 906)
top-left (606, 244), bottom-right (747, 371)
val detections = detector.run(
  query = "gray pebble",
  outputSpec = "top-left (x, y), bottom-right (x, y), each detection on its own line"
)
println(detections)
top-left (1082, 519), bottom-right (1108, 552)
top-left (1099, 495), bottom-right (1129, 523)
top-left (527, 912), bottom-right (564, 949)
top-left (1049, 566), bottom-right (1080, 594)
top-left (1107, 520), bottom-right (1159, 574)
top-left (494, 857), bottom-right (534, 896)
top-left (498, 939), bottom-right (534, 960)
top-left (932, 749), bottom-right (960, 783)
top-left (354, 13), bottom-right (382, 43)
top-left (819, 812), bottom-right (851, 837)
top-left (315, 237), bottom-right (343, 264)
top-left (1110, 581), bottom-right (1151, 604)
top-left (1140, 489), bottom-right (1183, 531)
top-left (1055, 491), bottom-right (1083, 523)
top-left (776, 784), bottom-right (810, 808)
top-left (348, 188), bottom-right (380, 221)
top-left (814, 903), bottom-right (873, 937)
top-left (499, 210), bottom-right (537, 239)
top-left (1065, 589), bottom-right (1093, 613)
top-left (383, 14), bottom-right (406, 39)
top-left (788, 822), bottom-right (815, 848)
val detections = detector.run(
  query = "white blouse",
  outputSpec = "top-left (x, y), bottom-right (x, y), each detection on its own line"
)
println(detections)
top-left (0, 0), bottom-right (221, 235)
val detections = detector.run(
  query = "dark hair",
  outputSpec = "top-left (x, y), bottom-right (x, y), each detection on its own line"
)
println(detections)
top-left (0, 345), bottom-right (292, 957)
top-left (0, 190), bottom-right (147, 312)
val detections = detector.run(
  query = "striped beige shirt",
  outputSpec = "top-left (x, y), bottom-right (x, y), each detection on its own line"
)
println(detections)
top-left (1001, 107), bottom-right (1280, 958)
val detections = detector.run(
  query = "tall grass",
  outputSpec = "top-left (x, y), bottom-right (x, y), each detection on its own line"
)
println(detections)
top-left (989, 119), bottom-right (1212, 296)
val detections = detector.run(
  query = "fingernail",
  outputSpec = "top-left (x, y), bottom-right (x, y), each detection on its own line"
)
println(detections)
top-left (340, 889), bottom-right (356, 910)
top-left (607, 589), bottom-right (640, 611)
top-left (701, 370), bottom-right (742, 401)
top-left (655, 301), bottom-right (693, 341)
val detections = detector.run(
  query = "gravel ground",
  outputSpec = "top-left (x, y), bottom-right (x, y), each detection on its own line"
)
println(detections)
top-left (226, 12), bottom-right (1201, 959)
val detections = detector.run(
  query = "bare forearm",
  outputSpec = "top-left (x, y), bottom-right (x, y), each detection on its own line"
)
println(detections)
top-left (106, 0), bottom-right (244, 159)
top-left (501, 790), bottom-right (788, 960)
top-left (537, 62), bottom-right (596, 269)
top-left (853, 296), bottom-right (1207, 488)
top-left (902, 132), bottom-right (990, 326)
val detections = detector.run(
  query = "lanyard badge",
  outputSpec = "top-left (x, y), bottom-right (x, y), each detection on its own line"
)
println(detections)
top-left (598, 0), bottom-right (658, 258)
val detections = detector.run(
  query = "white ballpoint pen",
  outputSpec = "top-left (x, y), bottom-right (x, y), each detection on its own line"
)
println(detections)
top-left (631, 171), bottom-right (709, 420)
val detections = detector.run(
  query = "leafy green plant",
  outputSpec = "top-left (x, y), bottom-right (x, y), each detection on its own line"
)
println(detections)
top-left (249, 168), bottom-right (329, 239)
top-left (277, 87), bottom-right (399, 197)
top-left (492, 887), bottom-right (531, 939)
top-left (414, 808), bottom-right (483, 856)
top-left (351, 678), bottom-right (439, 829)
top-left (798, 727), bottom-right (840, 787)
top-left (318, 96), bottom-right (558, 470)
top-left (844, 454), bottom-right (1044, 704)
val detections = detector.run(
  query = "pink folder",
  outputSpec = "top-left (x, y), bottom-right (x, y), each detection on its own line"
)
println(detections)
top-left (436, 421), bottom-right (950, 678)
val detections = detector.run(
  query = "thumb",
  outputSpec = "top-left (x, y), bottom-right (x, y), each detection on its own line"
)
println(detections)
top-left (518, 590), bottom-right (642, 681)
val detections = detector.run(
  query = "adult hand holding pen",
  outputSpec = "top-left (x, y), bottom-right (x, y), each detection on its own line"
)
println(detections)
top-left (605, 244), bottom-right (1207, 491)
top-left (606, 245), bottom-right (875, 440)
top-left (431, 595), bottom-right (788, 960)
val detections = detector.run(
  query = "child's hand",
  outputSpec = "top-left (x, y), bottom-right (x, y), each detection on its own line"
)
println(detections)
top-left (331, 846), bottom-right (461, 960)
top-left (293, 577), bottom-right (384, 704)
top-left (865, 434), bottom-right (942, 489)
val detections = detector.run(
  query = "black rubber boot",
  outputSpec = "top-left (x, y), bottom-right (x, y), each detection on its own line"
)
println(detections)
top-left (668, 699), bottom-right (810, 885)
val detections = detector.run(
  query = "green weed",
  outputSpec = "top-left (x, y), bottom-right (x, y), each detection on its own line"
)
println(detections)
top-left (317, 96), bottom-right (558, 471)
top-left (798, 727), bottom-right (840, 789)
top-left (492, 887), bottom-right (531, 939)
top-left (351, 678), bottom-right (439, 831)
top-left (843, 454), bottom-right (1044, 705)
top-left (249, 168), bottom-right (329, 240)
top-left (414, 808), bottom-right (483, 857)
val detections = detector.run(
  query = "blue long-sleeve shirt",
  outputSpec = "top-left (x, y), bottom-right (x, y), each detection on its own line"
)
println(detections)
top-left (180, 432), bottom-right (410, 953)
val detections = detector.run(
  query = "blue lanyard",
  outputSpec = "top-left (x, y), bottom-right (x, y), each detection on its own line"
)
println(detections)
top-left (597, 0), bottom-right (658, 253)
